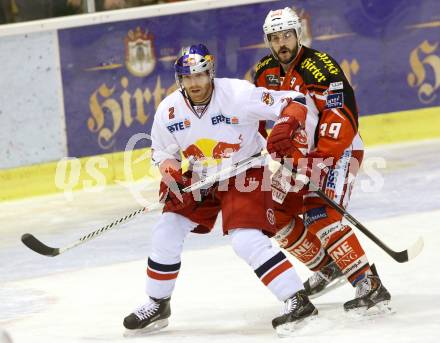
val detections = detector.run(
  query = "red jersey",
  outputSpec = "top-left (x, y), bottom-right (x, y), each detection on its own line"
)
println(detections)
top-left (254, 46), bottom-right (363, 161)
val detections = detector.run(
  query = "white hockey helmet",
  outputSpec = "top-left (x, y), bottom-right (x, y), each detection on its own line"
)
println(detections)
top-left (263, 8), bottom-right (302, 59)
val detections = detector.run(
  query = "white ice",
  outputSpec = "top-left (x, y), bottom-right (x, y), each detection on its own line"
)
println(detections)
top-left (1, 139), bottom-right (439, 343)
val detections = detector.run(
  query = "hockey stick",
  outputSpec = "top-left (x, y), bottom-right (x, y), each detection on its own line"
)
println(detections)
top-left (21, 154), bottom-right (268, 257)
top-left (311, 183), bottom-right (424, 263)
top-left (21, 204), bottom-right (161, 257)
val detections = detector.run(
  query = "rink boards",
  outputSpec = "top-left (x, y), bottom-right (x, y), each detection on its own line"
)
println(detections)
top-left (1, 106), bottom-right (439, 202)
top-left (0, 0), bottom-right (439, 201)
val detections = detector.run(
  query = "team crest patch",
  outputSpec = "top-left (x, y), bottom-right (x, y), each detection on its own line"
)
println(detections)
top-left (261, 92), bottom-right (274, 106)
top-left (266, 208), bottom-right (275, 225)
top-left (326, 92), bottom-right (344, 109)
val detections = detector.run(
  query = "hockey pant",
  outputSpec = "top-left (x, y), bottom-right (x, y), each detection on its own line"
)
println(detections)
top-left (146, 212), bottom-right (304, 301)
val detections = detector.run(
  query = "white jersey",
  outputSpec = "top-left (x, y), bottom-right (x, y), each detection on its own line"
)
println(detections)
top-left (151, 78), bottom-right (306, 177)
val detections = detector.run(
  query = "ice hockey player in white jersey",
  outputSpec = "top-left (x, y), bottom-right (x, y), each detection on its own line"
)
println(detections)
top-left (123, 44), bottom-right (317, 336)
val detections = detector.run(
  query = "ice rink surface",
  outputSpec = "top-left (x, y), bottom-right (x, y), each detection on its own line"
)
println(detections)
top-left (1, 139), bottom-right (439, 342)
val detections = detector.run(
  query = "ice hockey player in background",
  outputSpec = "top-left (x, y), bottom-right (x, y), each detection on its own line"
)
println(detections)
top-left (255, 7), bottom-right (391, 313)
top-left (123, 44), bottom-right (318, 336)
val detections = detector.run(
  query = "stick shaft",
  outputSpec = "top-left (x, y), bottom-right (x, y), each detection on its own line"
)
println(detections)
top-left (21, 154), bottom-right (267, 256)
top-left (312, 185), bottom-right (420, 263)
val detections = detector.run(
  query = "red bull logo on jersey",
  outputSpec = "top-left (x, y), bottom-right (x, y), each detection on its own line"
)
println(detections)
top-left (212, 141), bottom-right (241, 159)
top-left (182, 138), bottom-right (242, 165)
top-left (167, 118), bottom-right (191, 133)
top-left (211, 114), bottom-right (239, 125)
top-left (182, 144), bottom-right (205, 160)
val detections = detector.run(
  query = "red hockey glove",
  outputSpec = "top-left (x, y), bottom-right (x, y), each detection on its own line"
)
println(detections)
top-left (267, 100), bottom-right (307, 158)
top-left (159, 169), bottom-right (196, 212)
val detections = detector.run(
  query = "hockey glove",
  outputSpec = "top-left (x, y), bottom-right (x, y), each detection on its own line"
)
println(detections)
top-left (159, 169), bottom-right (196, 212)
top-left (267, 100), bottom-right (307, 158)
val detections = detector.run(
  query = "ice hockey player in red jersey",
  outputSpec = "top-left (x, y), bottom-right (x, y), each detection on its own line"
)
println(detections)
top-left (123, 43), bottom-right (319, 336)
top-left (255, 7), bottom-right (391, 313)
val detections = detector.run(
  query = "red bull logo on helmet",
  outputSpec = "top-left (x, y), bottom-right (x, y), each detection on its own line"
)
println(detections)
top-left (184, 56), bottom-right (197, 67)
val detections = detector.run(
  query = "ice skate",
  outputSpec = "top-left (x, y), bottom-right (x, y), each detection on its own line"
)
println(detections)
top-left (123, 297), bottom-right (171, 336)
top-left (304, 260), bottom-right (346, 299)
top-left (344, 264), bottom-right (392, 316)
top-left (272, 289), bottom-right (318, 337)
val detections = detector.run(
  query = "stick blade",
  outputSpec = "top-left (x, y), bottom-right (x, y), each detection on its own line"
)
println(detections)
top-left (407, 236), bottom-right (424, 261)
top-left (392, 236), bottom-right (424, 263)
top-left (21, 233), bottom-right (60, 257)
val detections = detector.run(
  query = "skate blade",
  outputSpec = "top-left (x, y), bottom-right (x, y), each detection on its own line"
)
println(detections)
top-left (346, 300), bottom-right (394, 319)
top-left (309, 276), bottom-right (347, 299)
top-left (275, 311), bottom-right (318, 338)
top-left (123, 319), bottom-right (169, 337)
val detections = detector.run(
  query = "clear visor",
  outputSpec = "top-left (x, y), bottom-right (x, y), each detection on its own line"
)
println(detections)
top-left (267, 29), bottom-right (296, 44)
